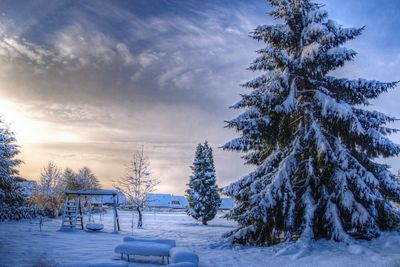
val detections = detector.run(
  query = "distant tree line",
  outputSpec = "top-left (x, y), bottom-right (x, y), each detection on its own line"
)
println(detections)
top-left (31, 163), bottom-right (101, 217)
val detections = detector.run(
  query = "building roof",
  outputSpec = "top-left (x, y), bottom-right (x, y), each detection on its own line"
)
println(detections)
top-left (65, 189), bottom-right (118, 196)
top-left (146, 193), bottom-right (174, 207)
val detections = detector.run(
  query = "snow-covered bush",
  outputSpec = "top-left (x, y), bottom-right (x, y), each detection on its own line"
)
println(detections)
top-left (186, 141), bottom-right (221, 225)
top-left (0, 205), bottom-right (44, 221)
top-left (223, 0), bottom-right (400, 245)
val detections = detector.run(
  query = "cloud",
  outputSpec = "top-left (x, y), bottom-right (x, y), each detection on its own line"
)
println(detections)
top-left (0, 37), bottom-right (51, 64)
top-left (138, 50), bottom-right (159, 67)
top-left (0, 0), bottom-right (261, 108)
top-left (116, 43), bottom-right (134, 65)
top-left (0, 24), bottom-right (135, 78)
top-left (0, 36), bottom-right (61, 77)
top-left (53, 24), bottom-right (135, 68)
top-left (27, 103), bottom-right (114, 125)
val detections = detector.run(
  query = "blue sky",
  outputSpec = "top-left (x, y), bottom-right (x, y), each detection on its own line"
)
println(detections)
top-left (0, 0), bottom-right (399, 193)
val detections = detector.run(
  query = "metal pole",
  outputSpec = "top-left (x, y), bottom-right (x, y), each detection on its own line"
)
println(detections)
top-left (116, 194), bottom-right (120, 231)
top-left (78, 195), bottom-right (83, 230)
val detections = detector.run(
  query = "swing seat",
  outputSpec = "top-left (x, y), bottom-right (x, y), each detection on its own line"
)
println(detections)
top-left (86, 223), bottom-right (104, 231)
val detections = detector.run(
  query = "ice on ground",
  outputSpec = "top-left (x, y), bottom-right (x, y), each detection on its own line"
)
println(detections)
top-left (1, 210), bottom-right (400, 267)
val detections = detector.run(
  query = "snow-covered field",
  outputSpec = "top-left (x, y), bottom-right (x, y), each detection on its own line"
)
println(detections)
top-left (1, 210), bottom-right (400, 267)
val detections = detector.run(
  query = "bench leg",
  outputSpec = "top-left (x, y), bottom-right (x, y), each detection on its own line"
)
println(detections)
top-left (127, 255), bottom-right (130, 262)
top-left (167, 256), bottom-right (170, 264)
top-left (162, 256), bottom-right (164, 264)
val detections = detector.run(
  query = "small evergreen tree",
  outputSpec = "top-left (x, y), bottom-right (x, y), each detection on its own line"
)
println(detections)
top-left (186, 141), bottom-right (221, 225)
top-left (223, 0), bottom-right (400, 245)
top-left (0, 119), bottom-right (24, 207)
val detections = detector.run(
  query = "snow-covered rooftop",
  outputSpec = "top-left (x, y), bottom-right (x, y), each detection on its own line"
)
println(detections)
top-left (65, 189), bottom-right (119, 196)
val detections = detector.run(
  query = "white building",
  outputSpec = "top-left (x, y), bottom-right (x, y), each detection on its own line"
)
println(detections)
top-left (145, 193), bottom-right (233, 210)
top-left (146, 194), bottom-right (188, 209)
top-left (92, 191), bottom-right (234, 210)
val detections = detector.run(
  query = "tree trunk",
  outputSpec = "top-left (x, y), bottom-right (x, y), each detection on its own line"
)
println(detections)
top-left (202, 218), bottom-right (208, 225)
top-left (137, 206), bottom-right (143, 228)
top-left (131, 209), bottom-right (135, 235)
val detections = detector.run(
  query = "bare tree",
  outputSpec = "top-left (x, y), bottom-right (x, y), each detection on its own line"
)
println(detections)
top-left (115, 147), bottom-right (159, 228)
top-left (31, 162), bottom-right (64, 217)
top-left (77, 167), bottom-right (101, 190)
top-left (63, 167), bottom-right (100, 191)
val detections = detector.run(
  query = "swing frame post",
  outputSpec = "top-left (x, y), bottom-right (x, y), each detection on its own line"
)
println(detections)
top-left (112, 194), bottom-right (120, 233)
top-left (77, 195), bottom-right (83, 230)
top-left (113, 195), bottom-right (117, 232)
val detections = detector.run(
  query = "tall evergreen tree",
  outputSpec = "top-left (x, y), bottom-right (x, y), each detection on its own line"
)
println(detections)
top-left (186, 141), bottom-right (221, 225)
top-left (0, 119), bottom-right (24, 207)
top-left (223, 0), bottom-right (400, 245)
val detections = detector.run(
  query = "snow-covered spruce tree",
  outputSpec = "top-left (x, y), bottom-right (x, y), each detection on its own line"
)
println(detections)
top-left (186, 141), bottom-right (221, 225)
top-left (223, 0), bottom-right (400, 245)
top-left (0, 119), bottom-right (24, 207)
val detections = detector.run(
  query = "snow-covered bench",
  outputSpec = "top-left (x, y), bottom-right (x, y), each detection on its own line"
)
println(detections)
top-left (167, 263), bottom-right (197, 267)
top-left (123, 236), bottom-right (176, 247)
top-left (115, 236), bottom-right (199, 266)
top-left (169, 247), bottom-right (199, 267)
top-left (115, 241), bottom-right (172, 264)
top-left (115, 236), bottom-right (176, 264)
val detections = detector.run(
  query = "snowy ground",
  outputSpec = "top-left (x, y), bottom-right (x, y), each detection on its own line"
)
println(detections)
top-left (1, 210), bottom-right (400, 267)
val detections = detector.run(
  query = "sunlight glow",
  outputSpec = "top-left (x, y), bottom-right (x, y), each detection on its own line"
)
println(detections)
top-left (0, 97), bottom-right (81, 144)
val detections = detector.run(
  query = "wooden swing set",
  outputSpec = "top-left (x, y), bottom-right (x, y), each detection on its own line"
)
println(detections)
top-left (59, 189), bottom-right (121, 232)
